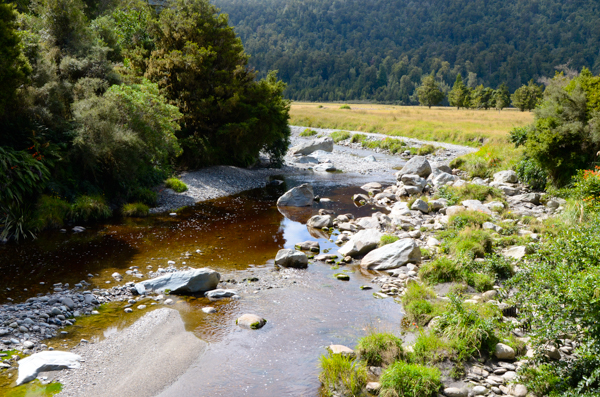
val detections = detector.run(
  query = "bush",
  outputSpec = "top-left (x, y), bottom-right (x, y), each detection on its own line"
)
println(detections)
top-left (448, 210), bottom-right (491, 230)
top-left (70, 195), bottom-right (112, 222)
top-left (33, 195), bottom-right (71, 229)
top-left (122, 202), bottom-right (149, 217)
top-left (300, 128), bottom-right (317, 137)
top-left (514, 156), bottom-right (548, 191)
top-left (339, 104), bottom-right (351, 109)
top-left (350, 133), bottom-right (367, 143)
top-left (356, 332), bottom-right (404, 367)
top-left (330, 130), bottom-right (351, 142)
top-left (402, 283), bottom-right (446, 326)
top-left (450, 228), bottom-right (493, 258)
top-left (319, 352), bottom-right (367, 397)
top-left (379, 361), bottom-right (441, 397)
top-left (465, 272), bottom-right (494, 292)
top-left (165, 178), bottom-right (188, 193)
top-left (416, 144), bottom-right (436, 155)
top-left (129, 187), bottom-right (157, 206)
top-left (419, 256), bottom-right (462, 285)
top-left (380, 234), bottom-right (400, 246)
top-left (412, 332), bottom-right (453, 364)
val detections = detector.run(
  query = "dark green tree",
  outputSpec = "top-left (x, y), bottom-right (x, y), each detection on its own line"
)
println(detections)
top-left (416, 73), bottom-right (445, 109)
top-left (494, 83), bottom-right (510, 110)
top-left (472, 85), bottom-right (495, 110)
top-left (511, 80), bottom-right (543, 111)
top-left (448, 74), bottom-right (468, 109)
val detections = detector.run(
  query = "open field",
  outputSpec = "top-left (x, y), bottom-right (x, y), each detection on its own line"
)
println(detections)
top-left (290, 102), bottom-right (533, 147)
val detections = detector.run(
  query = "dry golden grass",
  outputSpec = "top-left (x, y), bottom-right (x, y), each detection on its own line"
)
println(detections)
top-left (290, 102), bottom-right (534, 147)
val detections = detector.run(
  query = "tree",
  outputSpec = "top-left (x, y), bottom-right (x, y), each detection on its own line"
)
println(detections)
top-left (494, 83), bottom-right (510, 110)
top-left (0, 2), bottom-right (31, 119)
top-left (146, 0), bottom-right (290, 167)
top-left (416, 73), bottom-right (445, 108)
top-left (471, 85), bottom-right (495, 109)
top-left (511, 80), bottom-right (543, 111)
top-left (448, 74), bottom-right (468, 109)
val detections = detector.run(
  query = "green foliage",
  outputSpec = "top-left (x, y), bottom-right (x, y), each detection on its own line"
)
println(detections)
top-left (356, 332), bottom-right (404, 367)
top-left (511, 80), bottom-right (543, 111)
top-left (416, 144), bottom-right (436, 155)
top-left (419, 256), bottom-right (462, 285)
top-left (70, 195), bottom-right (112, 222)
top-left (33, 195), bottom-right (71, 229)
top-left (318, 352), bottom-right (367, 397)
top-left (330, 130), bottom-right (351, 142)
top-left (401, 282), bottom-right (446, 326)
top-left (448, 210), bottom-right (491, 230)
top-left (129, 187), bottom-right (157, 206)
top-left (510, 218), bottom-right (600, 395)
top-left (514, 156), bottom-right (548, 190)
top-left (122, 202), bottom-right (149, 217)
top-left (450, 228), bottom-right (493, 258)
top-left (350, 133), bottom-right (367, 143)
top-left (437, 184), bottom-right (504, 206)
top-left (379, 361), bottom-right (441, 397)
top-left (509, 125), bottom-right (529, 147)
top-left (412, 332), bottom-right (453, 364)
top-left (0, 146), bottom-right (51, 206)
top-left (165, 178), bottom-right (188, 193)
top-left (0, 204), bottom-right (36, 241)
top-left (450, 144), bottom-right (522, 178)
top-left (448, 74), bottom-right (468, 109)
top-left (417, 74), bottom-right (445, 108)
top-left (465, 272), bottom-right (494, 292)
top-left (146, 0), bottom-right (290, 167)
top-left (380, 234), bottom-right (400, 246)
top-left (471, 85), bottom-right (495, 110)
top-left (339, 104), bottom-right (351, 109)
top-left (362, 137), bottom-right (406, 154)
top-left (494, 83), bottom-right (511, 110)
top-left (300, 128), bottom-right (317, 137)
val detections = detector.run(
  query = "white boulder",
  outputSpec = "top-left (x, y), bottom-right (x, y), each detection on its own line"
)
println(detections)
top-left (17, 351), bottom-right (82, 385)
top-left (360, 238), bottom-right (421, 270)
top-left (338, 229), bottom-right (383, 257)
top-left (277, 183), bottom-right (314, 207)
top-left (135, 268), bottom-right (220, 295)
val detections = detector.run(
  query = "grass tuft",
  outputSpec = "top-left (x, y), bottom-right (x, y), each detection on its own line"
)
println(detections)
top-left (165, 178), bottom-right (188, 193)
top-left (356, 332), bottom-right (404, 367)
top-left (318, 352), bottom-right (367, 397)
top-left (122, 202), bottom-right (150, 217)
top-left (70, 195), bottom-right (112, 222)
top-left (379, 361), bottom-right (442, 397)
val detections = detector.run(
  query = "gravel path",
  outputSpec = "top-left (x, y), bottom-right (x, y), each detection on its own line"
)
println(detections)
top-left (54, 308), bottom-right (205, 397)
top-left (152, 126), bottom-right (477, 212)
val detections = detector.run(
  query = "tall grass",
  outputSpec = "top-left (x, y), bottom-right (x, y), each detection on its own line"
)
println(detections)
top-left (319, 352), bottom-right (367, 397)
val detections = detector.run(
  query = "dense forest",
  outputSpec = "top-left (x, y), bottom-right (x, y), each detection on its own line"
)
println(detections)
top-left (0, 0), bottom-right (290, 240)
top-left (212, 0), bottom-right (600, 102)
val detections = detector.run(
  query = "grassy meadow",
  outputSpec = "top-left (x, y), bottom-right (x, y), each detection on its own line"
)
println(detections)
top-left (290, 102), bottom-right (533, 147)
top-left (290, 102), bottom-right (534, 177)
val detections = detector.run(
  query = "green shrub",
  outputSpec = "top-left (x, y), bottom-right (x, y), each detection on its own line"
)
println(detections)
top-left (339, 104), bottom-right (351, 109)
top-left (419, 256), bottom-right (462, 285)
top-left (402, 283), bottom-right (446, 326)
top-left (130, 187), bottom-right (158, 206)
top-left (380, 234), bottom-right (400, 246)
top-left (330, 130), bottom-right (350, 142)
top-left (122, 202), bottom-right (149, 217)
top-left (318, 352), bottom-right (367, 397)
top-left (379, 361), bottom-right (441, 397)
top-left (70, 195), bottom-right (112, 222)
top-left (514, 156), bottom-right (548, 191)
top-left (165, 178), bottom-right (188, 193)
top-left (466, 273), bottom-right (494, 292)
top-left (300, 128), bottom-right (317, 137)
top-left (448, 210), bottom-right (491, 230)
top-left (412, 332), bottom-right (453, 364)
top-left (356, 332), bottom-right (404, 367)
top-left (33, 195), bottom-right (71, 229)
top-left (450, 228), bottom-right (493, 258)
top-left (350, 133), bottom-right (367, 143)
top-left (0, 204), bottom-right (36, 241)
top-left (417, 144), bottom-right (436, 155)
top-left (449, 143), bottom-right (522, 178)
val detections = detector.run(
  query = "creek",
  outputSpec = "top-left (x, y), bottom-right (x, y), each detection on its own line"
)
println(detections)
top-left (0, 170), bottom-right (409, 396)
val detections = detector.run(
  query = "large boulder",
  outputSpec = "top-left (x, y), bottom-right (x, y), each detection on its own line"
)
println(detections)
top-left (395, 156), bottom-right (432, 179)
top-left (504, 246), bottom-right (527, 260)
top-left (275, 249), bottom-right (308, 268)
top-left (277, 184), bottom-right (314, 207)
top-left (360, 239), bottom-right (421, 270)
top-left (307, 214), bottom-right (333, 229)
top-left (494, 170), bottom-right (518, 184)
top-left (17, 351), bottom-right (82, 385)
top-left (338, 229), bottom-right (383, 257)
top-left (510, 193), bottom-right (541, 205)
top-left (135, 268), bottom-right (220, 295)
top-left (494, 343), bottom-right (516, 360)
top-left (290, 137), bottom-right (334, 155)
top-left (461, 199), bottom-right (493, 215)
top-left (432, 172), bottom-right (458, 187)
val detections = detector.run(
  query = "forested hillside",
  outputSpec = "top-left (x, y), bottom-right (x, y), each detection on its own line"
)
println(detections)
top-left (213, 0), bottom-right (600, 102)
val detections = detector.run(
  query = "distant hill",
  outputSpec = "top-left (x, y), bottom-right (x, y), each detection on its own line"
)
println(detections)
top-left (212, 0), bottom-right (600, 102)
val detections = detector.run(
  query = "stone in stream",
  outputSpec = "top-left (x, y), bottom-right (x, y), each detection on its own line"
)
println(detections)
top-left (112, 272), bottom-right (123, 282)
top-left (276, 183), bottom-right (314, 207)
top-left (360, 182), bottom-right (382, 193)
top-left (236, 314), bottom-right (267, 330)
top-left (202, 307), bottom-right (217, 314)
top-left (328, 344), bottom-right (354, 356)
top-left (290, 136), bottom-right (334, 155)
top-left (306, 215), bottom-right (333, 229)
top-left (395, 156), bottom-right (432, 179)
top-left (338, 229), bottom-right (383, 257)
top-left (274, 249), bottom-right (308, 268)
top-left (360, 239), bottom-right (421, 270)
top-left (134, 268), bottom-right (220, 295)
top-left (205, 289), bottom-right (238, 300)
top-left (335, 273), bottom-right (350, 281)
top-left (313, 163), bottom-right (336, 173)
top-left (17, 351), bottom-right (82, 385)
top-left (295, 241), bottom-right (320, 252)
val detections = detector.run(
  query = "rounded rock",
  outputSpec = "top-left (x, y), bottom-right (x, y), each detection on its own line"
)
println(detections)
top-left (443, 387), bottom-right (468, 397)
top-left (494, 343), bottom-right (516, 360)
top-left (236, 314), bottom-right (267, 330)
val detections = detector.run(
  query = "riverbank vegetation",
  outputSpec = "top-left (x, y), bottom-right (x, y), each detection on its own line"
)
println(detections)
top-left (0, 0), bottom-right (290, 241)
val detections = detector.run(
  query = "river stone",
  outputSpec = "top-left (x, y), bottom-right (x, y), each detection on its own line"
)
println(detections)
top-left (485, 201), bottom-right (505, 211)
top-left (511, 384), bottom-right (528, 397)
top-left (472, 385), bottom-right (488, 396)
top-left (112, 272), bottom-right (123, 282)
top-left (494, 170), bottom-right (518, 183)
top-left (276, 183), bottom-right (314, 207)
top-left (504, 245), bottom-right (527, 260)
top-left (17, 351), bottom-right (82, 385)
top-left (275, 249), bottom-right (308, 268)
top-left (290, 136), bottom-right (334, 155)
top-left (446, 205), bottom-right (465, 216)
top-left (328, 344), bottom-right (354, 356)
top-left (360, 182), bottom-right (382, 193)
top-left (135, 268), bottom-right (220, 295)
top-left (338, 229), bottom-right (383, 257)
top-left (313, 163), bottom-right (336, 172)
top-left (411, 199), bottom-right (429, 213)
top-left (307, 215), bottom-right (333, 229)
top-left (361, 239), bottom-right (421, 270)
top-left (237, 314), bottom-right (266, 330)
top-left (366, 382), bottom-right (381, 393)
top-left (461, 199), bottom-right (493, 215)
top-left (443, 387), bottom-right (468, 397)
top-left (432, 172), bottom-right (458, 187)
top-left (295, 241), bottom-right (320, 252)
top-left (293, 155), bottom-right (318, 164)
top-left (401, 174), bottom-right (427, 188)
top-left (395, 156), bottom-right (432, 179)
top-left (511, 193), bottom-right (541, 205)
top-left (494, 343), bottom-right (516, 360)
top-left (202, 307), bottom-right (217, 314)
top-left (483, 222), bottom-right (502, 233)
top-left (205, 289), bottom-right (238, 299)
